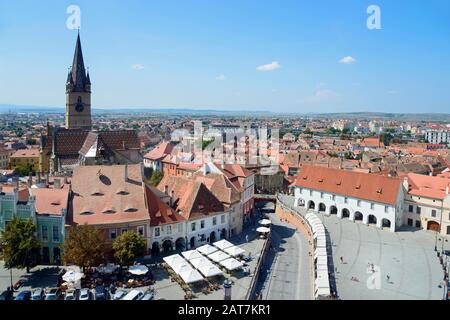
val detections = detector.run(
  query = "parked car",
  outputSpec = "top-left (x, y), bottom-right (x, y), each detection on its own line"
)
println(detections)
top-left (15, 290), bottom-right (32, 300)
top-left (31, 288), bottom-right (45, 300)
top-left (64, 289), bottom-right (79, 300)
top-left (112, 289), bottom-right (127, 300)
top-left (79, 288), bottom-right (93, 300)
top-left (0, 289), bottom-right (14, 300)
top-left (44, 288), bottom-right (62, 300)
top-left (122, 290), bottom-right (144, 300)
top-left (94, 286), bottom-right (110, 300)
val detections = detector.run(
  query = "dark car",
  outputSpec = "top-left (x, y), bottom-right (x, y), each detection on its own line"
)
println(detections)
top-left (15, 290), bottom-right (32, 300)
top-left (94, 286), bottom-right (110, 300)
top-left (0, 289), bottom-right (14, 301)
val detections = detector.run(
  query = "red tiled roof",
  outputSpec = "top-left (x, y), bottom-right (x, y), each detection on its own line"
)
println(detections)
top-left (407, 173), bottom-right (450, 200)
top-left (32, 188), bottom-right (69, 216)
top-left (294, 165), bottom-right (402, 205)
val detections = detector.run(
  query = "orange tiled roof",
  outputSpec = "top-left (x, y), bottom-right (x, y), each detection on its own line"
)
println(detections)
top-left (407, 173), bottom-right (450, 200)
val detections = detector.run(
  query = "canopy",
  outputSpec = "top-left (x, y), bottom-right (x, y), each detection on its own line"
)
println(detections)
top-left (196, 244), bottom-right (218, 255)
top-left (97, 263), bottom-right (118, 274)
top-left (128, 265), bottom-right (148, 275)
top-left (213, 239), bottom-right (234, 250)
top-left (172, 263), bottom-right (193, 274)
top-left (179, 268), bottom-right (204, 284)
top-left (182, 250), bottom-right (203, 261)
top-left (224, 246), bottom-right (246, 257)
top-left (316, 255), bottom-right (328, 266)
top-left (163, 254), bottom-right (186, 266)
top-left (197, 264), bottom-right (223, 278)
top-left (258, 219), bottom-right (272, 226)
top-left (62, 270), bottom-right (83, 283)
top-left (219, 258), bottom-right (244, 271)
top-left (189, 257), bottom-right (214, 269)
top-left (208, 250), bottom-right (231, 262)
top-left (256, 227), bottom-right (271, 233)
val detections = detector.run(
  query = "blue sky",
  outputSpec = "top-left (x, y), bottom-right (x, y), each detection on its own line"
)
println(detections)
top-left (0, 0), bottom-right (449, 113)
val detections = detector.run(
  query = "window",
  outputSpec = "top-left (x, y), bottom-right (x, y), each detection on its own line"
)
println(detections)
top-left (121, 228), bottom-right (128, 234)
top-left (167, 225), bottom-right (172, 234)
top-left (408, 205), bottom-right (413, 213)
top-left (357, 200), bottom-right (361, 207)
top-left (155, 227), bottom-right (160, 237)
top-left (416, 206), bottom-right (421, 214)
top-left (221, 215), bottom-right (225, 224)
top-left (407, 219), bottom-right (413, 226)
top-left (431, 210), bottom-right (437, 218)
top-left (110, 230), bottom-right (117, 240)
top-left (416, 220), bottom-right (421, 228)
top-left (178, 223), bottom-right (183, 233)
top-left (191, 223), bottom-right (196, 232)
top-left (371, 203), bottom-right (375, 210)
top-left (320, 192), bottom-right (324, 199)
top-left (200, 220), bottom-right (205, 229)
top-left (344, 197), bottom-right (348, 204)
top-left (52, 226), bottom-right (59, 242)
top-left (41, 225), bottom-right (48, 241)
top-left (137, 226), bottom-right (144, 236)
top-left (213, 217), bottom-right (217, 226)
top-left (447, 226), bottom-right (450, 235)
top-left (384, 206), bottom-right (389, 213)
top-left (332, 195), bottom-right (336, 201)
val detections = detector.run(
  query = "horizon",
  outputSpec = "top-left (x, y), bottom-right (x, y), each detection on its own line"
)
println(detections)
top-left (1, 1), bottom-right (450, 113)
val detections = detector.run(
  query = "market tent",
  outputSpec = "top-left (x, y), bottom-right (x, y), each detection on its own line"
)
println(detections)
top-left (97, 263), bottom-right (118, 274)
top-left (258, 219), bottom-right (272, 226)
top-left (315, 255), bottom-right (328, 266)
top-left (208, 250), bottom-right (231, 262)
top-left (196, 244), bottom-right (218, 255)
top-left (172, 263), bottom-right (193, 274)
top-left (256, 227), bottom-right (271, 233)
top-left (163, 254), bottom-right (186, 266)
top-left (314, 248), bottom-right (327, 259)
top-left (219, 258), bottom-right (244, 271)
top-left (182, 250), bottom-right (203, 261)
top-left (189, 257), bottom-right (214, 269)
top-left (178, 267), bottom-right (204, 284)
top-left (316, 236), bottom-right (326, 248)
top-left (224, 246), bottom-right (246, 257)
top-left (62, 269), bottom-right (83, 283)
top-left (213, 239), bottom-right (234, 250)
top-left (197, 264), bottom-right (223, 278)
top-left (128, 265), bottom-right (148, 275)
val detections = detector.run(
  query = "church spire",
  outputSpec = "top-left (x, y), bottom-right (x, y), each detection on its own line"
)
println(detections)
top-left (70, 32), bottom-right (88, 92)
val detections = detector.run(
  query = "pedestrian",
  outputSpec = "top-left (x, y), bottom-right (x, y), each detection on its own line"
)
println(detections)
top-left (246, 234), bottom-right (249, 243)
top-left (340, 256), bottom-right (344, 264)
top-left (386, 275), bottom-right (390, 283)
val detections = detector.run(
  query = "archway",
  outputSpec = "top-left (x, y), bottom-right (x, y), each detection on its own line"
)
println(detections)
top-left (329, 206), bottom-right (338, 215)
top-left (151, 242), bottom-right (160, 256)
top-left (342, 208), bottom-right (350, 219)
top-left (220, 228), bottom-right (227, 239)
top-left (354, 211), bottom-right (363, 221)
top-left (175, 238), bottom-right (185, 251)
top-left (427, 221), bottom-right (440, 232)
top-left (368, 215), bottom-right (377, 225)
top-left (162, 239), bottom-right (173, 253)
top-left (53, 247), bottom-right (61, 265)
top-left (210, 231), bottom-right (217, 243)
top-left (319, 203), bottom-right (326, 213)
top-left (307, 201), bottom-right (316, 210)
top-left (382, 218), bottom-right (391, 229)
top-left (297, 198), bottom-right (305, 207)
top-left (190, 236), bottom-right (196, 249)
top-left (42, 247), bottom-right (50, 264)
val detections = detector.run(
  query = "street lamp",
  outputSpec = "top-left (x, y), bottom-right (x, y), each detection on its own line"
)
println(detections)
top-left (223, 279), bottom-right (232, 300)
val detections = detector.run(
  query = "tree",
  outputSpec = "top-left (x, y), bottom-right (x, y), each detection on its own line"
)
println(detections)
top-left (14, 163), bottom-right (35, 177)
top-left (0, 218), bottom-right (40, 274)
top-left (112, 231), bottom-right (146, 267)
top-left (149, 170), bottom-right (163, 187)
top-left (62, 224), bottom-right (108, 271)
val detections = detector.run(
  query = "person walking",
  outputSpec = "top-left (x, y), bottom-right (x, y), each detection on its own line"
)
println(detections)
top-left (386, 275), bottom-right (390, 283)
top-left (340, 256), bottom-right (344, 264)
top-left (246, 234), bottom-right (249, 243)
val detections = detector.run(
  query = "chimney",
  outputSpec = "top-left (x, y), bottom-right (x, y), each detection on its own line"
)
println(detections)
top-left (124, 163), bottom-right (128, 182)
top-left (170, 190), bottom-right (174, 207)
top-left (54, 178), bottom-right (61, 189)
top-left (27, 171), bottom-right (33, 188)
top-left (37, 171), bottom-right (41, 184)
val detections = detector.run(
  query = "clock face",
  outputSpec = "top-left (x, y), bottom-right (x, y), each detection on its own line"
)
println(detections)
top-left (76, 96), bottom-right (84, 112)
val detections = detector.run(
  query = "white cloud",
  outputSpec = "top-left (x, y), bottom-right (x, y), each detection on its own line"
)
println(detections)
top-left (256, 61), bottom-right (281, 72)
top-left (215, 74), bottom-right (226, 81)
top-left (132, 64), bottom-right (145, 70)
top-left (339, 56), bottom-right (356, 64)
top-left (299, 89), bottom-right (340, 105)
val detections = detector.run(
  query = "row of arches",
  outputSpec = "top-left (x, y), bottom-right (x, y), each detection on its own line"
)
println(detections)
top-left (303, 199), bottom-right (392, 229)
top-left (150, 229), bottom-right (227, 256)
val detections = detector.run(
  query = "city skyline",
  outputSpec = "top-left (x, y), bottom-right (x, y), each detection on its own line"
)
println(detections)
top-left (1, 0), bottom-right (450, 113)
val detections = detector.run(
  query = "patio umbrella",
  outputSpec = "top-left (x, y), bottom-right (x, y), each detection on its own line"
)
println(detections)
top-left (97, 263), bottom-right (118, 274)
top-left (181, 250), bottom-right (203, 261)
top-left (62, 270), bottom-right (83, 283)
top-left (178, 268), bottom-right (204, 284)
top-left (258, 219), bottom-right (272, 226)
top-left (128, 265), bottom-right (148, 276)
top-left (197, 264), bottom-right (223, 278)
top-left (224, 246), bottom-right (246, 257)
top-left (213, 239), bottom-right (234, 250)
top-left (196, 244), bottom-right (218, 255)
top-left (256, 227), bottom-right (271, 233)
top-left (208, 250), bottom-right (231, 263)
top-left (172, 263), bottom-right (192, 274)
top-left (188, 257), bottom-right (213, 269)
top-left (219, 258), bottom-right (244, 271)
top-left (163, 254), bottom-right (186, 267)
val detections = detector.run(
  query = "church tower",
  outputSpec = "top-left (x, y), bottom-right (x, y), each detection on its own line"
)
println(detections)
top-left (66, 32), bottom-right (92, 129)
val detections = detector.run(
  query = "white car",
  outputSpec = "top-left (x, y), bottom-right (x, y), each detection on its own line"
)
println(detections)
top-left (112, 289), bottom-right (127, 300)
top-left (122, 290), bottom-right (144, 300)
top-left (79, 289), bottom-right (92, 300)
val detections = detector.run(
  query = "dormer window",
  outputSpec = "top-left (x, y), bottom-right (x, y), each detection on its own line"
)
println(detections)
top-left (102, 209), bottom-right (116, 214)
top-left (80, 211), bottom-right (94, 215)
top-left (124, 208), bottom-right (138, 213)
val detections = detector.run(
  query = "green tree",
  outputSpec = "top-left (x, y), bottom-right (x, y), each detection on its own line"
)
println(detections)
top-left (149, 170), bottom-right (163, 187)
top-left (14, 164), bottom-right (35, 177)
top-left (0, 218), bottom-right (40, 273)
top-left (112, 231), bottom-right (146, 267)
top-left (62, 224), bottom-right (108, 271)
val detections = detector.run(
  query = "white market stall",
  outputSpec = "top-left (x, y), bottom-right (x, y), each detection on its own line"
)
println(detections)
top-left (224, 246), bottom-right (246, 257)
top-left (213, 239), bottom-right (234, 251)
top-left (219, 258), bottom-right (244, 271)
top-left (182, 250), bottom-right (203, 261)
top-left (196, 244), bottom-right (218, 255)
top-left (208, 250), bottom-right (231, 263)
